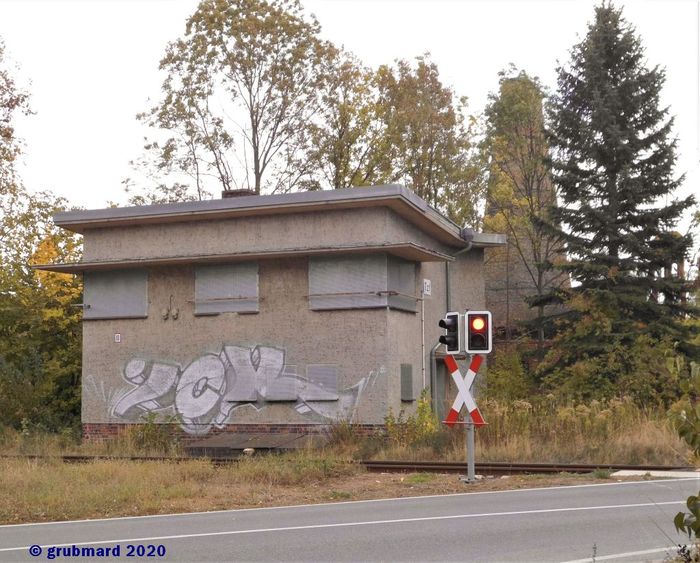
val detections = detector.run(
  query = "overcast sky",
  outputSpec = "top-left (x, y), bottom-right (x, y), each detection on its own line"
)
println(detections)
top-left (0, 0), bottom-right (697, 232)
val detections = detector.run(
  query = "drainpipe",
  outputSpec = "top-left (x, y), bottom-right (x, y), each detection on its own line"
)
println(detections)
top-left (429, 341), bottom-right (441, 415)
top-left (433, 227), bottom-right (475, 414)
top-left (421, 292), bottom-right (426, 389)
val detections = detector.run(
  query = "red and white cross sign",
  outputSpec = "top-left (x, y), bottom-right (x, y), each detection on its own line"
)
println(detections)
top-left (443, 355), bottom-right (486, 427)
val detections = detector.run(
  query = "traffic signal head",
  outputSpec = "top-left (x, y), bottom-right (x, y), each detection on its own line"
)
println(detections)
top-left (465, 311), bottom-right (492, 354)
top-left (439, 311), bottom-right (461, 354)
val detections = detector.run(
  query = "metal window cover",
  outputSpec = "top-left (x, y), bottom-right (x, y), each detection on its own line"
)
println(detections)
top-left (401, 364), bottom-right (415, 401)
top-left (301, 365), bottom-right (339, 401)
top-left (387, 255), bottom-right (417, 313)
top-left (309, 255), bottom-right (388, 310)
top-left (83, 269), bottom-right (148, 319)
top-left (195, 263), bottom-right (259, 315)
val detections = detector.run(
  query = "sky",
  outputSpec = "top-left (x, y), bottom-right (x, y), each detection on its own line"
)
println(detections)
top-left (0, 0), bottom-right (698, 232)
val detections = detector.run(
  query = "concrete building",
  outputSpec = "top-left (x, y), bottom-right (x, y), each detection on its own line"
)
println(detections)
top-left (38, 185), bottom-right (504, 439)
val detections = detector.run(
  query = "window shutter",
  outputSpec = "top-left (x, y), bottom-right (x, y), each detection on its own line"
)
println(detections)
top-left (400, 364), bottom-right (415, 401)
top-left (195, 263), bottom-right (259, 315)
top-left (309, 255), bottom-right (387, 310)
top-left (83, 270), bottom-right (148, 319)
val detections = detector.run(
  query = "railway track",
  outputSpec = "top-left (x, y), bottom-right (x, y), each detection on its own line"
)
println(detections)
top-left (1, 454), bottom-right (695, 475)
top-left (360, 460), bottom-right (697, 475)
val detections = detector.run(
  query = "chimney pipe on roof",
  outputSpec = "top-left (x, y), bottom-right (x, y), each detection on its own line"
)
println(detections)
top-left (222, 189), bottom-right (257, 199)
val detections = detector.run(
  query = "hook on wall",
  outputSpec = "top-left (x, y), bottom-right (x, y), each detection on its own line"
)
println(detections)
top-left (162, 294), bottom-right (179, 321)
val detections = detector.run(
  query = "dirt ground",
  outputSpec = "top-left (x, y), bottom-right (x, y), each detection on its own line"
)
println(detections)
top-left (122, 471), bottom-right (652, 518)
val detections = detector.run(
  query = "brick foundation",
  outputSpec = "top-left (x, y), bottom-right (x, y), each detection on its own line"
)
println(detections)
top-left (82, 422), bottom-right (384, 444)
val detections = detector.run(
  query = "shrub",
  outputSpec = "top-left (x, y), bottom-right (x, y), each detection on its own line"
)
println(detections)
top-left (116, 413), bottom-right (181, 456)
top-left (479, 348), bottom-right (532, 402)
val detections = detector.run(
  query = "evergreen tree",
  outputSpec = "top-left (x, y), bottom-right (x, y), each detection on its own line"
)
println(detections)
top-left (542, 2), bottom-right (697, 395)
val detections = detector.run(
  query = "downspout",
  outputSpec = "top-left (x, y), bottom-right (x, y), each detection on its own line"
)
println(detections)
top-left (433, 227), bottom-right (475, 416)
top-left (445, 227), bottom-right (475, 310)
top-left (421, 293), bottom-right (426, 389)
top-left (429, 341), bottom-right (441, 415)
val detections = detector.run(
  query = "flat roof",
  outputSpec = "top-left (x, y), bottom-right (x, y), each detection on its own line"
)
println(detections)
top-left (53, 184), bottom-right (503, 249)
top-left (39, 186), bottom-right (506, 273)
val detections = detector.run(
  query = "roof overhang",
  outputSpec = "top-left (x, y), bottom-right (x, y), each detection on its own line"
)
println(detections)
top-left (471, 233), bottom-right (507, 247)
top-left (33, 242), bottom-right (454, 273)
top-left (54, 185), bottom-right (472, 247)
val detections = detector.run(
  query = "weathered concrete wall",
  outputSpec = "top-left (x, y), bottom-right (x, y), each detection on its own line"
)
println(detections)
top-left (386, 285), bottom-right (422, 415)
top-left (83, 208), bottom-right (452, 262)
top-left (80, 203), bottom-right (490, 436)
top-left (82, 258), bottom-right (391, 434)
top-left (423, 250), bottom-right (486, 420)
top-left (448, 249), bottom-right (486, 313)
top-left (382, 251), bottom-right (487, 420)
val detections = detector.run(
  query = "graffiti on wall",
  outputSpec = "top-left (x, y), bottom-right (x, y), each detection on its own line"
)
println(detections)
top-left (103, 344), bottom-right (381, 434)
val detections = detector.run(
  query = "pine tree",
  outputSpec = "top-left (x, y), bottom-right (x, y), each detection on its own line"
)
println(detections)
top-left (542, 2), bottom-right (697, 393)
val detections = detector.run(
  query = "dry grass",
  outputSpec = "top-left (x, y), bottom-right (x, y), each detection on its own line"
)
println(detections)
top-left (0, 454), bottom-right (640, 525)
top-left (0, 421), bottom-right (183, 458)
top-left (474, 397), bottom-right (691, 465)
top-left (0, 396), bottom-right (691, 525)
top-left (339, 397), bottom-right (692, 465)
top-left (2, 396), bottom-right (688, 467)
top-left (0, 450), bottom-right (360, 524)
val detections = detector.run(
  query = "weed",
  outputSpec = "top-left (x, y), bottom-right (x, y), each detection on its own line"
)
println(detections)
top-left (591, 468), bottom-right (611, 479)
top-left (405, 472), bottom-right (435, 484)
top-left (385, 389), bottom-right (441, 449)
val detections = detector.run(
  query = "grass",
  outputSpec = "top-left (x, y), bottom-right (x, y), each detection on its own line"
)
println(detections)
top-left (0, 454), bottom-right (631, 525)
top-left (1, 396), bottom-right (689, 468)
top-left (328, 396), bottom-right (692, 466)
top-left (475, 396), bottom-right (691, 465)
top-left (404, 472), bottom-right (435, 484)
top-left (0, 450), bottom-right (361, 524)
top-left (0, 419), bottom-right (183, 458)
top-left (0, 394), bottom-right (692, 525)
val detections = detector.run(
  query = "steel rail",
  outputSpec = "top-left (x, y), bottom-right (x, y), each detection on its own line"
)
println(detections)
top-left (0, 455), bottom-right (695, 475)
top-left (360, 460), bottom-right (697, 475)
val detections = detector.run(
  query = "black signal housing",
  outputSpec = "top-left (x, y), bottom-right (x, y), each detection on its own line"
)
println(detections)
top-left (465, 311), bottom-right (492, 354)
top-left (438, 311), bottom-right (461, 354)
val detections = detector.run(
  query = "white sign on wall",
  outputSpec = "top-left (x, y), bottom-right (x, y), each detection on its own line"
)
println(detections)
top-left (423, 278), bottom-right (432, 297)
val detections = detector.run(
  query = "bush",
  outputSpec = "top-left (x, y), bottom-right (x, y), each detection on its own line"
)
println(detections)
top-left (385, 389), bottom-right (439, 447)
top-left (542, 335), bottom-right (688, 406)
top-left (116, 413), bottom-right (181, 456)
top-left (479, 348), bottom-right (532, 402)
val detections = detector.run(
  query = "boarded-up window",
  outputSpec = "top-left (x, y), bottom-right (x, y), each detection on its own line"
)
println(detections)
top-left (400, 364), bottom-right (415, 401)
top-left (309, 254), bottom-right (416, 312)
top-left (265, 365), bottom-right (299, 402)
top-left (301, 364), bottom-right (339, 401)
top-left (387, 256), bottom-right (417, 313)
top-left (83, 270), bottom-right (148, 319)
top-left (195, 263), bottom-right (259, 315)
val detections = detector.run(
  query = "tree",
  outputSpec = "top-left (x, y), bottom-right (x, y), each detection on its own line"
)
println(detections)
top-left (375, 55), bottom-right (485, 228)
top-left (300, 49), bottom-right (390, 191)
top-left (136, 0), bottom-right (330, 199)
top-left (540, 3), bottom-right (697, 395)
top-left (0, 38), bottom-right (82, 431)
top-left (0, 37), bottom-right (32, 291)
top-left (482, 67), bottom-right (568, 351)
top-left (0, 224), bottom-right (82, 431)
